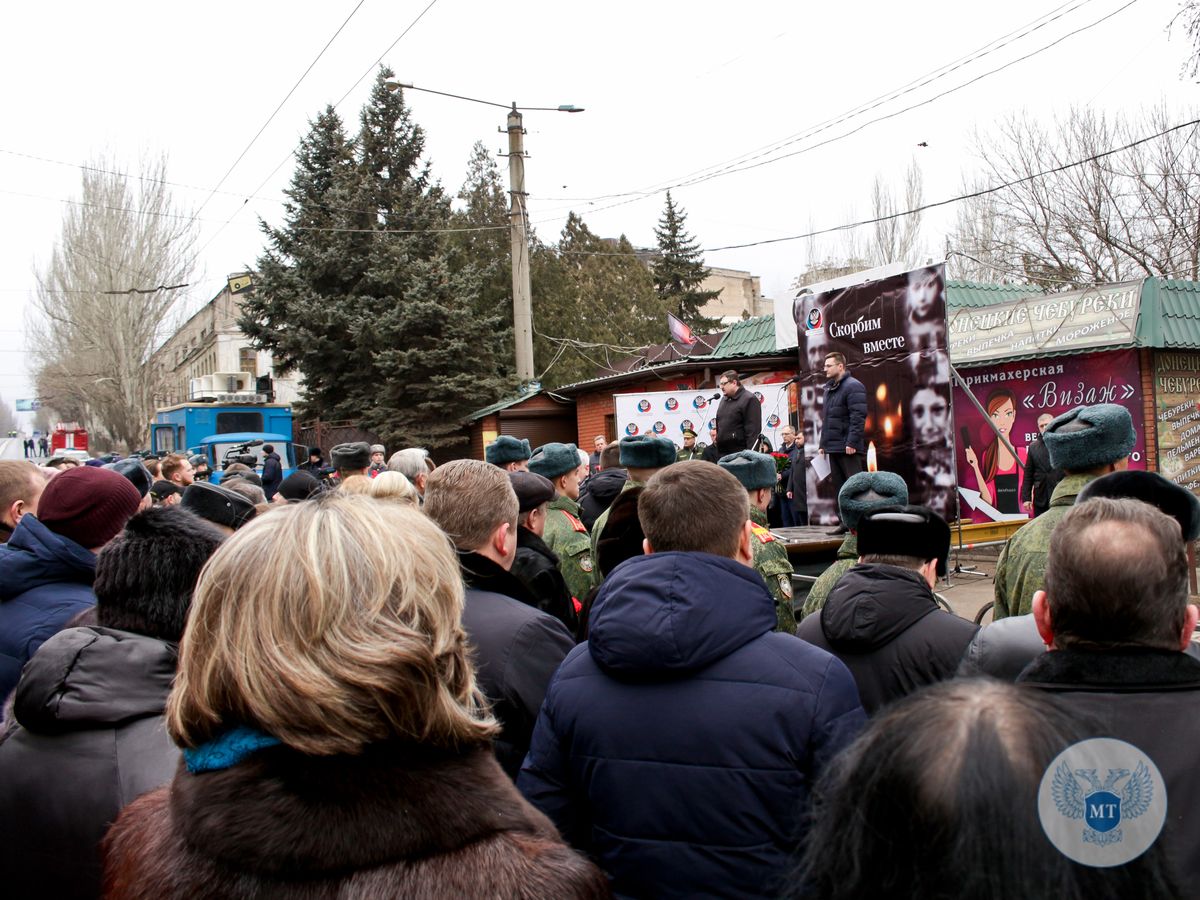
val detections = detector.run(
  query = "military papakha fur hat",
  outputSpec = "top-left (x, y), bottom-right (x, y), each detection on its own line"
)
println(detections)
top-left (618, 435), bottom-right (677, 470)
top-left (527, 442), bottom-right (580, 479)
top-left (1043, 403), bottom-right (1135, 473)
top-left (838, 470), bottom-right (909, 531)
top-left (718, 450), bottom-right (777, 491)
top-left (330, 441), bottom-right (373, 471)
top-left (485, 435), bottom-right (532, 466)
top-left (1078, 470), bottom-right (1200, 542)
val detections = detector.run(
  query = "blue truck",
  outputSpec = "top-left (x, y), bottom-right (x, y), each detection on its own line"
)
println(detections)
top-left (149, 401), bottom-right (299, 482)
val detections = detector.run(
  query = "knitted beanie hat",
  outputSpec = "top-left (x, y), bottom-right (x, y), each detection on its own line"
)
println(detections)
top-left (38, 465), bottom-right (142, 549)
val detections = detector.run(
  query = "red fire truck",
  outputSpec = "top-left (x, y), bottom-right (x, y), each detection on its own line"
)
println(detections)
top-left (49, 422), bottom-right (89, 454)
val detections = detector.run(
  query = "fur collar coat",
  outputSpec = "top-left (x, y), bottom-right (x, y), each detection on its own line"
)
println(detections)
top-left (103, 740), bottom-right (609, 899)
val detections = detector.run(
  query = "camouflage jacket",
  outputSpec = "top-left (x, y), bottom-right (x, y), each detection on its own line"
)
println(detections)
top-left (750, 507), bottom-right (796, 634)
top-left (993, 474), bottom-right (1096, 619)
top-left (800, 534), bottom-right (858, 621)
top-left (589, 478), bottom-right (644, 587)
top-left (542, 493), bottom-right (594, 603)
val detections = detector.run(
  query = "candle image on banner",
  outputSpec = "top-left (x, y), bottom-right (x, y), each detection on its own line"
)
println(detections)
top-left (795, 264), bottom-right (956, 524)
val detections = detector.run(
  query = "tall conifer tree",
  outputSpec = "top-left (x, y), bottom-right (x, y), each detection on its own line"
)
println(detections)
top-left (240, 69), bottom-right (513, 447)
top-left (651, 191), bottom-right (721, 332)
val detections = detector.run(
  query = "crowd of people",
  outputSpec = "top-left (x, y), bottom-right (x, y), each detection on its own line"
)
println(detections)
top-left (0, 400), bottom-right (1196, 898)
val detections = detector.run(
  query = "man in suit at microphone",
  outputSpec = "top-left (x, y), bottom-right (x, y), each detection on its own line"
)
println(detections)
top-left (714, 371), bottom-right (761, 459)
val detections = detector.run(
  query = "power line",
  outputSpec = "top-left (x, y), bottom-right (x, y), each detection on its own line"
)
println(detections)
top-left (533, 0), bottom-right (1140, 224)
top-left (188, 0), bottom-right (369, 224)
top-left (193, 0), bottom-right (442, 260)
top-left (534, 0), bottom-right (1103, 209)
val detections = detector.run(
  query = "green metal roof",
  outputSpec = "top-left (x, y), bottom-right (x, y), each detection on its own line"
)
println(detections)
top-left (465, 391), bottom-right (542, 422)
top-left (709, 315), bottom-right (780, 359)
top-left (944, 279), bottom-right (1045, 308)
top-left (1138, 278), bottom-right (1200, 349)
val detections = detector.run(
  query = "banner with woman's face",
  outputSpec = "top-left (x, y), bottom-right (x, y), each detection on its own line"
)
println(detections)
top-left (795, 264), bottom-right (955, 525)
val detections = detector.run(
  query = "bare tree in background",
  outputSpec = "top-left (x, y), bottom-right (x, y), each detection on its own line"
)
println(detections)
top-left (1171, 1), bottom-right (1200, 77)
top-left (868, 158), bottom-right (924, 268)
top-left (949, 105), bottom-right (1200, 289)
top-left (30, 156), bottom-right (195, 451)
top-left (0, 397), bottom-right (17, 437)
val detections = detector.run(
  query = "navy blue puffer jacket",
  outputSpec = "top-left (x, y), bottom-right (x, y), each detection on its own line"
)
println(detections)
top-left (0, 516), bottom-right (97, 702)
top-left (818, 374), bottom-right (867, 453)
top-left (518, 551), bottom-right (865, 900)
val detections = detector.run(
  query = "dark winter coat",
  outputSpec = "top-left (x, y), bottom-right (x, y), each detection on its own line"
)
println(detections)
top-left (459, 549), bottom-right (539, 610)
top-left (0, 626), bottom-right (178, 899)
top-left (0, 514), bottom-right (98, 702)
top-left (518, 552), bottom-right (866, 900)
top-left (103, 742), bottom-right (610, 899)
top-left (956, 614), bottom-right (1048, 681)
top-left (818, 374), bottom-right (867, 453)
top-left (796, 563), bottom-right (978, 713)
top-left (260, 452), bottom-right (283, 499)
top-left (715, 385), bottom-right (762, 457)
top-left (578, 468), bottom-right (628, 532)
top-left (1019, 647), bottom-right (1200, 886)
top-left (462, 586), bottom-right (574, 779)
top-left (512, 526), bottom-right (580, 636)
top-left (1019, 435), bottom-right (1063, 514)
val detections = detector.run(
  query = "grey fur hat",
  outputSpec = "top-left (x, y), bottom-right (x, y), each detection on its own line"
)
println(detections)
top-left (718, 450), bottom-right (777, 491)
top-left (485, 435), bottom-right (532, 465)
top-left (528, 442), bottom-right (580, 479)
top-left (838, 471), bottom-right (909, 531)
top-left (1043, 404), bottom-right (1135, 472)
top-left (331, 441), bottom-right (373, 470)
top-left (618, 435), bottom-right (677, 470)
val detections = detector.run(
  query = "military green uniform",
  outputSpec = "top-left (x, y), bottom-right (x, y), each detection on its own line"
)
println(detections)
top-left (588, 478), bottom-right (643, 587)
top-left (676, 446), bottom-right (702, 462)
top-left (542, 493), bottom-right (594, 603)
top-left (993, 474), bottom-right (1096, 619)
top-left (750, 507), bottom-right (796, 634)
top-left (800, 533), bottom-right (858, 621)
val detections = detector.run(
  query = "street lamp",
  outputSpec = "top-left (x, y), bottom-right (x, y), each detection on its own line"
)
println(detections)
top-left (384, 81), bottom-right (584, 385)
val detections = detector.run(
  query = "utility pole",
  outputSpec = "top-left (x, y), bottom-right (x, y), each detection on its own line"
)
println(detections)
top-left (506, 105), bottom-right (535, 384)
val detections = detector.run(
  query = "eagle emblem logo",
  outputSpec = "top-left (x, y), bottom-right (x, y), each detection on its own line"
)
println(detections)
top-left (1052, 762), bottom-right (1154, 847)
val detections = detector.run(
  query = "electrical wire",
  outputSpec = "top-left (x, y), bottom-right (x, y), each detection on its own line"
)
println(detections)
top-left (188, 0), bottom-right (369, 224)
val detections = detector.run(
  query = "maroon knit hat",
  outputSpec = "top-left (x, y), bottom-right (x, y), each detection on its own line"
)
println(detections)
top-left (38, 466), bottom-right (142, 550)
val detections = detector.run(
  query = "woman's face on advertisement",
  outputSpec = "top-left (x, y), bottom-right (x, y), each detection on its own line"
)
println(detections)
top-left (990, 398), bottom-right (1016, 436)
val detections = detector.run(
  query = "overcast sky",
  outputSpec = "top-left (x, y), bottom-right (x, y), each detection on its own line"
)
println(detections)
top-left (1, 0), bottom-right (1195, 423)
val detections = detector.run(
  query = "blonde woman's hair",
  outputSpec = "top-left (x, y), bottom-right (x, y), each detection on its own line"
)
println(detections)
top-left (423, 459), bottom-right (518, 552)
top-left (167, 493), bottom-right (497, 755)
top-left (338, 474), bottom-right (373, 495)
top-left (368, 471), bottom-right (419, 506)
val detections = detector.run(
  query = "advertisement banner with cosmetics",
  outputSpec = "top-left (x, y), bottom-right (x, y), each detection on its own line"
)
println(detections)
top-left (613, 381), bottom-right (792, 452)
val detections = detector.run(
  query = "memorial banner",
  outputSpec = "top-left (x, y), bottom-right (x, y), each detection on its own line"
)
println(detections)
top-left (614, 380), bottom-right (791, 452)
top-left (795, 264), bottom-right (956, 524)
top-left (947, 281), bottom-right (1140, 365)
top-left (1153, 350), bottom-right (1200, 497)
top-left (953, 350), bottom-right (1147, 523)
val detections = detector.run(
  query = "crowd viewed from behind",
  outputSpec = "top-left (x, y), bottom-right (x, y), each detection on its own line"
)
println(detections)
top-left (0, 403), bottom-right (1196, 898)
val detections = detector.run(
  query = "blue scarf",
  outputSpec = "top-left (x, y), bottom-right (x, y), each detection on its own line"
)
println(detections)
top-left (184, 725), bottom-right (282, 774)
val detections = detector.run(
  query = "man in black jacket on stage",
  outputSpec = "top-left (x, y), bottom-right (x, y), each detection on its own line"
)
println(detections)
top-left (714, 370), bottom-right (761, 458)
top-left (818, 352), bottom-right (868, 534)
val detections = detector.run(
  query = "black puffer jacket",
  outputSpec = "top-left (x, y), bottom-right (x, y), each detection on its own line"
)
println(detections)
top-left (796, 564), bottom-right (978, 713)
top-left (0, 626), bottom-right (179, 899)
top-left (819, 374), bottom-right (868, 453)
top-left (578, 468), bottom-right (627, 532)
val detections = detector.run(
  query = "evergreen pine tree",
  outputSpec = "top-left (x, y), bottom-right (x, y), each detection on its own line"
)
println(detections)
top-left (651, 191), bottom-right (721, 332)
top-left (239, 69), bottom-right (513, 447)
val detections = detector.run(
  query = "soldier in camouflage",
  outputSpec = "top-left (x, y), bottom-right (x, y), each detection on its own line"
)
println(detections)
top-left (801, 470), bottom-right (909, 620)
top-left (589, 434), bottom-right (678, 587)
top-left (993, 404), bottom-right (1136, 619)
top-left (718, 450), bottom-right (797, 634)
top-left (528, 442), bottom-right (594, 603)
